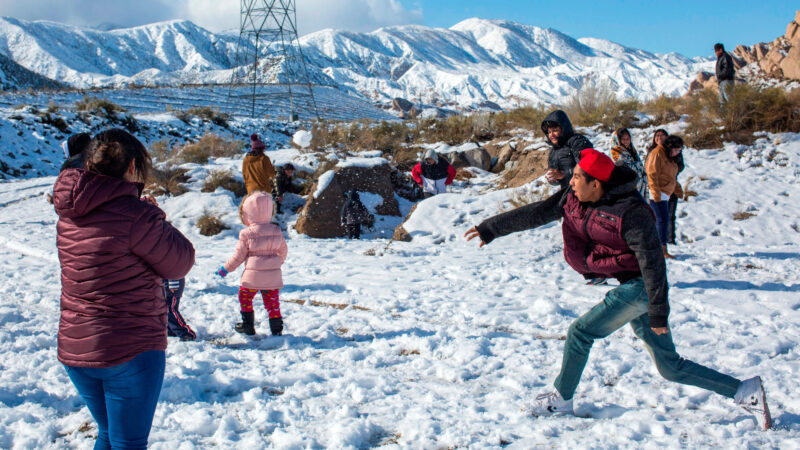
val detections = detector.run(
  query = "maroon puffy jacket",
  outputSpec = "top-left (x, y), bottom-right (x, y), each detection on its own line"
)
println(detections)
top-left (53, 169), bottom-right (195, 368)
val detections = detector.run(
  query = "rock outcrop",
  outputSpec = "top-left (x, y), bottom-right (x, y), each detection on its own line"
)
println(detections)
top-left (294, 159), bottom-right (401, 238)
top-left (732, 10), bottom-right (800, 80)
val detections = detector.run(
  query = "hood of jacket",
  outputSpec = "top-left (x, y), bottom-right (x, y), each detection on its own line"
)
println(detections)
top-left (541, 110), bottom-right (576, 147)
top-left (611, 130), bottom-right (639, 160)
top-left (594, 165), bottom-right (639, 205)
top-left (53, 169), bottom-right (142, 220)
top-left (241, 191), bottom-right (274, 226)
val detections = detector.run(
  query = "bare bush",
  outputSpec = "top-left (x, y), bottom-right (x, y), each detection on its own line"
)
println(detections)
top-left (145, 166), bottom-right (190, 197)
top-left (201, 169), bottom-right (246, 197)
top-left (562, 83), bottom-right (640, 131)
top-left (75, 96), bottom-right (125, 119)
top-left (177, 133), bottom-right (244, 165)
top-left (197, 210), bottom-right (230, 236)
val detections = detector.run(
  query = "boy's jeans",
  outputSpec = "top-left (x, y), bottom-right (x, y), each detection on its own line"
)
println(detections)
top-left (64, 350), bottom-right (165, 450)
top-left (554, 278), bottom-right (740, 400)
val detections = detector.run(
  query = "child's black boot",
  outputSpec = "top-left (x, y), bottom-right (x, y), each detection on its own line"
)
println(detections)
top-left (269, 317), bottom-right (283, 336)
top-left (235, 311), bottom-right (256, 335)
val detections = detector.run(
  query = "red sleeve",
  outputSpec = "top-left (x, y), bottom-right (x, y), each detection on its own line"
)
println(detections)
top-left (411, 163), bottom-right (422, 185)
top-left (445, 164), bottom-right (456, 185)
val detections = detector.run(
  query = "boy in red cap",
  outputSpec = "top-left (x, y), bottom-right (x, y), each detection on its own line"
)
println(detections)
top-left (464, 149), bottom-right (771, 429)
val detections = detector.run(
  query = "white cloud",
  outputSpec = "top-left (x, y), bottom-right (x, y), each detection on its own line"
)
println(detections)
top-left (0, 0), bottom-right (424, 35)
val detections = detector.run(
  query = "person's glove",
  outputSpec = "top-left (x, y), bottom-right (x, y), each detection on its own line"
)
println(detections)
top-left (215, 266), bottom-right (228, 278)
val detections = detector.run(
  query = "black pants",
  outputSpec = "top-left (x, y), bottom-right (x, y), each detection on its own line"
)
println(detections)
top-left (345, 224), bottom-right (361, 239)
top-left (163, 279), bottom-right (196, 339)
top-left (272, 191), bottom-right (282, 214)
top-left (668, 194), bottom-right (679, 245)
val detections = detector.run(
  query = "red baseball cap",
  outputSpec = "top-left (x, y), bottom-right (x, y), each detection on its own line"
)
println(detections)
top-left (578, 148), bottom-right (615, 182)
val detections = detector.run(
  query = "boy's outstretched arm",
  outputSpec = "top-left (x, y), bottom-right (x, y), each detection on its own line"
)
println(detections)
top-left (465, 188), bottom-right (567, 246)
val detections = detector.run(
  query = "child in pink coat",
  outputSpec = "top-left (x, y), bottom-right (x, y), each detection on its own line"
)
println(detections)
top-left (216, 192), bottom-right (288, 336)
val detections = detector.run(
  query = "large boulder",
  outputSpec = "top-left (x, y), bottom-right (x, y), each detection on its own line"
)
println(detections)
top-left (446, 144), bottom-right (492, 171)
top-left (781, 45), bottom-right (800, 79)
top-left (499, 145), bottom-right (550, 188)
top-left (294, 158), bottom-right (401, 238)
top-left (392, 97), bottom-right (414, 113)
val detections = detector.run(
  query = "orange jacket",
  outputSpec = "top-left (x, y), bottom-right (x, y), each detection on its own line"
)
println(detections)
top-left (242, 153), bottom-right (276, 194)
top-left (645, 144), bottom-right (682, 201)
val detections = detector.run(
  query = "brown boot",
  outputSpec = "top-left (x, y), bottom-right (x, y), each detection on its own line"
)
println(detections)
top-left (662, 245), bottom-right (675, 259)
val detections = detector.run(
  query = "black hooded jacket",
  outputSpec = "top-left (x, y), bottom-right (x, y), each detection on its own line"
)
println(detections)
top-left (541, 110), bottom-right (593, 191)
top-left (340, 191), bottom-right (371, 226)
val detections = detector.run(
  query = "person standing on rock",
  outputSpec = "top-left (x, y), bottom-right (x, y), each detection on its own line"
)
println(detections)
top-left (464, 148), bottom-right (771, 430)
top-left (715, 43), bottom-right (735, 106)
top-left (645, 135), bottom-right (684, 259)
top-left (242, 133), bottom-right (276, 194)
top-left (411, 149), bottom-right (456, 197)
top-left (541, 110), bottom-right (593, 191)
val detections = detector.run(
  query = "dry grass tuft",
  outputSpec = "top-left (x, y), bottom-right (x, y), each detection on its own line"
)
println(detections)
top-left (145, 166), bottom-right (190, 197)
top-left (197, 210), bottom-right (230, 236)
top-left (177, 133), bottom-right (244, 165)
top-left (201, 169), bottom-right (246, 197)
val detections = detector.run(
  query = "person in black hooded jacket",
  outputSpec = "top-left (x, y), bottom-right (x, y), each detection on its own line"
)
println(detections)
top-left (541, 110), bottom-right (593, 191)
top-left (340, 190), bottom-right (371, 239)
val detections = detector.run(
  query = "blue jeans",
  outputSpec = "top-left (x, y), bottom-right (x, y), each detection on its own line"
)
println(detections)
top-left (650, 200), bottom-right (670, 245)
top-left (553, 278), bottom-right (740, 400)
top-left (64, 350), bottom-right (165, 450)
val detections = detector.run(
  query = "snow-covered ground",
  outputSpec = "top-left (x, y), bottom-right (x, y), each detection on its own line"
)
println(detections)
top-left (1, 129), bottom-right (799, 448)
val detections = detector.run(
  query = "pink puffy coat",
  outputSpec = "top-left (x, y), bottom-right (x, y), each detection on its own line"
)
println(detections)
top-left (54, 169), bottom-right (195, 368)
top-left (223, 192), bottom-right (287, 290)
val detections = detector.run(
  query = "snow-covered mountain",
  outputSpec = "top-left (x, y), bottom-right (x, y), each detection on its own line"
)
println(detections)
top-left (0, 16), bottom-right (712, 108)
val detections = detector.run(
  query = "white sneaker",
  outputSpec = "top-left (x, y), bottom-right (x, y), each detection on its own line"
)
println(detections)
top-left (530, 391), bottom-right (574, 417)
top-left (735, 376), bottom-right (772, 430)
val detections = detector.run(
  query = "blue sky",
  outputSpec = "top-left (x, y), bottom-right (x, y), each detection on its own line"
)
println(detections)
top-left (0, 0), bottom-right (797, 58)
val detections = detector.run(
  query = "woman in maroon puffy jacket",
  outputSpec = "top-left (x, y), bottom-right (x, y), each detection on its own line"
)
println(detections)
top-left (53, 128), bottom-right (195, 449)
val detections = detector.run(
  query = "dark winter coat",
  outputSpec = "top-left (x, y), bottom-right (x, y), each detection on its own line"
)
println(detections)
top-left (273, 166), bottom-right (293, 197)
top-left (475, 166), bottom-right (670, 327)
top-left (340, 191), bottom-right (371, 226)
top-left (60, 153), bottom-right (86, 172)
top-left (411, 156), bottom-right (456, 185)
top-left (541, 110), bottom-right (593, 191)
top-left (716, 51), bottom-right (735, 81)
top-left (53, 169), bottom-right (195, 368)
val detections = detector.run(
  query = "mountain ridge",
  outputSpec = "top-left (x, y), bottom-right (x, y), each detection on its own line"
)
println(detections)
top-left (0, 16), bottom-right (712, 109)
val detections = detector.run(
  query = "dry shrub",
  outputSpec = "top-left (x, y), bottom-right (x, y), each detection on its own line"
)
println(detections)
top-left (201, 169), bottom-right (246, 197)
top-left (177, 133), bottom-right (244, 165)
top-left (197, 210), bottom-right (229, 236)
top-left (149, 139), bottom-right (174, 163)
top-left (641, 94), bottom-right (681, 125)
top-left (722, 85), bottom-right (800, 135)
top-left (145, 166), bottom-right (190, 197)
top-left (37, 112), bottom-right (69, 133)
top-left (75, 96), bottom-right (125, 119)
top-left (491, 105), bottom-right (550, 136)
top-left (680, 88), bottom-right (723, 149)
top-left (733, 211), bottom-right (756, 221)
top-left (188, 106), bottom-right (229, 127)
top-left (562, 83), bottom-right (640, 131)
